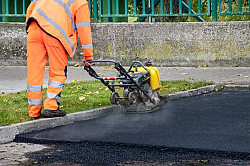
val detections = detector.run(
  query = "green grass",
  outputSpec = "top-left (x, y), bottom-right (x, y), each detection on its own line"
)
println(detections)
top-left (159, 80), bottom-right (213, 95)
top-left (0, 80), bottom-right (212, 126)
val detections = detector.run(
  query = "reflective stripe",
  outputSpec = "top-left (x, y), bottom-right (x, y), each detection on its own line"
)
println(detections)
top-left (76, 21), bottom-right (90, 28)
top-left (46, 92), bottom-right (61, 104)
top-left (54, 0), bottom-right (64, 7)
top-left (28, 98), bottom-right (42, 105)
top-left (37, 8), bottom-right (74, 53)
top-left (82, 43), bottom-right (93, 49)
top-left (54, 0), bottom-right (76, 31)
top-left (66, 8), bottom-right (76, 31)
top-left (46, 92), bottom-right (60, 99)
top-left (27, 85), bottom-right (42, 92)
top-left (66, 0), bottom-right (76, 6)
top-left (48, 81), bottom-right (64, 89)
top-left (65, 0), bottom-right (77, 31)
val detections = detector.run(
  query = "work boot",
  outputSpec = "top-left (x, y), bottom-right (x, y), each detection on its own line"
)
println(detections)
top-left (42, 109), bottom-right (66, 118)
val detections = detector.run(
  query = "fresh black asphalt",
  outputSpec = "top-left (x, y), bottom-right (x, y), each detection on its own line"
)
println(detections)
top-left (16, 90), bottom-right (250, 165)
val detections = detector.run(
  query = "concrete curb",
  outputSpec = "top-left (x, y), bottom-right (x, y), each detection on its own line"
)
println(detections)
top-left (0, 106), bottom-right (115, 144)
top-left (1, 84), bottom-right (249, 144)
top-left (161, 84), bottom-right (250, 101)
top-left (223, 84), bottom-right (250, 91)
top-left (162, 85), bottom-right (217, 100)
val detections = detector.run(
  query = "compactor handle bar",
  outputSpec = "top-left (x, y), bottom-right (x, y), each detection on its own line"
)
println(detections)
top-left (84, 60), bottom-right (128, 80)
top-left (86, 60), bottom-right (149, 74)
top-left (84, 60), bottom-right (152, 102)
top-left (87, 59), bottom-right (118, 64)
top-left (84, 60), bottom-right (132, 92)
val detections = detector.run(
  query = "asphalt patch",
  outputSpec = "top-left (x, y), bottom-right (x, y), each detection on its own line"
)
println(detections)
top-left (16, 90), bottom-right (250, 165)
top-left (20, 141), bottom-right (249, 166)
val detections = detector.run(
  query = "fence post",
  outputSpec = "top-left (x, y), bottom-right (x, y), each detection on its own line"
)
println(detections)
top-left (93, 0), bottom-right (98, 22)
top-left (212, 0), bottom-right (218, 21)
top-left (0, 2), bottom-right (2, 22)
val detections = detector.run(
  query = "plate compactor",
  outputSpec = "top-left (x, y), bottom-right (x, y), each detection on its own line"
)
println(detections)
top-left (84, 60), bottom-right (161, 113)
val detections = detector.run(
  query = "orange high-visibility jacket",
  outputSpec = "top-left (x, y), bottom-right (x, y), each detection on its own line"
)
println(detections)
top-left (26, 0), bottom-right (93, 60)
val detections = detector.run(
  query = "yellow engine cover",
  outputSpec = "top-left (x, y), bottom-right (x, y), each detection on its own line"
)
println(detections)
top-left (131, 66), bottom-right (161, 91)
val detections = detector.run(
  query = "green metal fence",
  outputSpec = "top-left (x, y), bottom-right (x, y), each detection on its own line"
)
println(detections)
top-left (95, 0), bottom-right (210, 22)
top-left (0, 0), bottom-right (249, 22)
top-left (0, 0), bottom-right (31, 22)
top-left (218, 0), bottom-right (250, 15)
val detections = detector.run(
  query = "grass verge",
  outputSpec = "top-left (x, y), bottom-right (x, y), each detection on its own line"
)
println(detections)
top-left (0, 80), bottom-right (212, 126)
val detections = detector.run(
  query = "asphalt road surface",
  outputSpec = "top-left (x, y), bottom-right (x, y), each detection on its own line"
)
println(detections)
top-left (16, 91), bottom-right (250, 165)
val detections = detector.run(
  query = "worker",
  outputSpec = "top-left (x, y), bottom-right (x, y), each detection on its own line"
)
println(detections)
top-left (26, 0), bottom-right (93, 119)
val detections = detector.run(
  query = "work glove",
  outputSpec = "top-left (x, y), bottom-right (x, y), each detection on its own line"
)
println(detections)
top-left (83, 59), bottom-right (93, 66)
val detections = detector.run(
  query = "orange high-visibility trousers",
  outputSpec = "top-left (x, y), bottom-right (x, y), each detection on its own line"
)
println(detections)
top-left (27, 21), bottom-right (68, 118)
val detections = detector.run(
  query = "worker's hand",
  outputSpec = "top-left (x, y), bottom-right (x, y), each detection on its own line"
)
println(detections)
top-left (83, 59), bottom-right (93, 66)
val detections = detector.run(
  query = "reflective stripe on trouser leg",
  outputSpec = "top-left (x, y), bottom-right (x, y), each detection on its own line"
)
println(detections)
top-left (27, 85), bottom-right (43, 117)
top-left (26, 21), bottom-right (47, 117)
top-left (43, 30), bottom-right (68, 110)
top-left (44, 80), bottom-right (64, 110)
